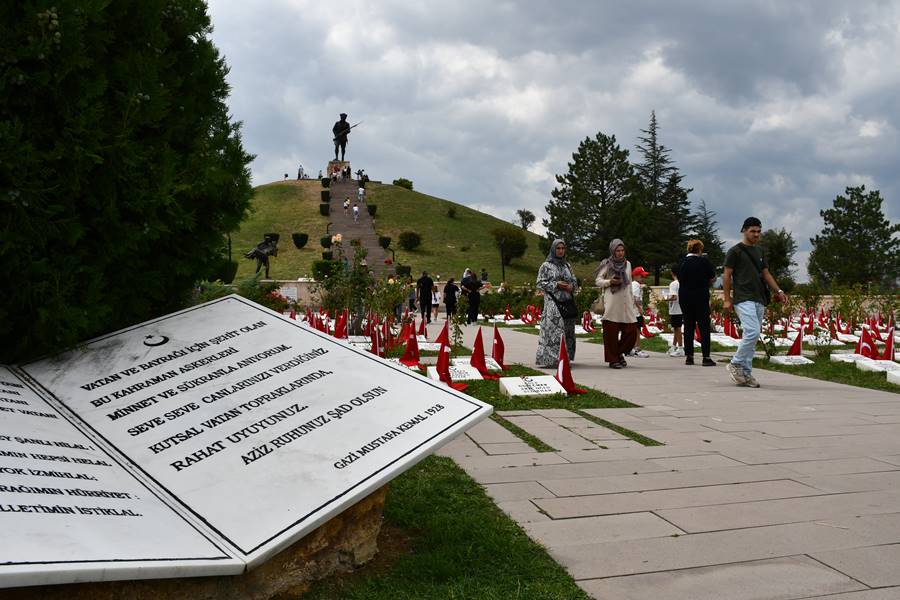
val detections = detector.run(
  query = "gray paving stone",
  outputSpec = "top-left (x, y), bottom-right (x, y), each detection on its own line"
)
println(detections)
top-left (777, 457), bottom-right (899, 477)
top-left (480, 442), bottom-right (535, 455)
top-left (578, 555), bottom-right (864, 600)
top-left (523, 512), bottom-right (683, 547)
top-left (496, 500), bottom-right (550, 523)
top-left (812, 543), bottom-right (900, 587)
top-left (556, 448), bottom-right (718, 463)
top-left (456, 451), bottom-right (569, 470)
top-left (482, 481), bottom-right (555, 502)
top-left (465, 417), bottom-right (522, 444)
top-left (505, 414), bottom-right (599, 451)
top-left (800, 470), bottom-right (900, 493)
top-left (469, 458), bottom-right (666, 485)
top-left (540, 464), bottom-right (800, 497)
top-left (657, 489), bottom-right (900, 533)
top-left (651, 453), bottom-right (746, 470)
top-left (595, 439), bottom-right (643, 449)
top-left (434, 432), bottom-right (485, 460)
top-left (530, 408), bottom-right (581, 418)
top-left (535, 480), bottom-right (824, 519)
top-left (799, 589), bottom-right (900, 599)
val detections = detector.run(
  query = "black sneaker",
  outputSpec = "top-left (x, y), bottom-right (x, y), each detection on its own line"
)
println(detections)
top-left (609, 362), bottom-right (623, 369)
top-left (702, 357), bottom-right (716, 367)
top-left (684, 356), bottom-right (694, 365)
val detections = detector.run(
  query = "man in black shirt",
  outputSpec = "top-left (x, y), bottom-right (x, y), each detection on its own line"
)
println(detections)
top-left (723, 217), bottom-right (788, 388)
top-left (416, 271), bottom-right (435, 323)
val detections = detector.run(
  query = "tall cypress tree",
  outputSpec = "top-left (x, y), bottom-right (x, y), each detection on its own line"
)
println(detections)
top-left (544, 132), bottom-right (636, 262)
top-left (0, 1), bottom-right (254, 362)
top-left (691, 199), bottom-right (725, 267)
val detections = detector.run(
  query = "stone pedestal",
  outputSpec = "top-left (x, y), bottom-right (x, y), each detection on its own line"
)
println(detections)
top-left (326, 160), bottom-right (351, 177)
top-left (2, 486), bottom-right (387, 600)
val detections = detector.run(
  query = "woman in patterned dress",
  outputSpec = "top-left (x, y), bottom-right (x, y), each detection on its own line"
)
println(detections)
top-left (535, 239), bottom-right (578, 368)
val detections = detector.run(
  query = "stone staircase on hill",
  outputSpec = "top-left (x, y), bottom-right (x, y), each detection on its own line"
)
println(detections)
top-left (328, 175), bottom-right (389, 278)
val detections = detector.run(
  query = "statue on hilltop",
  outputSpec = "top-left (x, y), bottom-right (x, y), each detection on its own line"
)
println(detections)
top-left (244, 234), bottom-right (279, 279)
top-left (332, 113), bottom-right (361, 161)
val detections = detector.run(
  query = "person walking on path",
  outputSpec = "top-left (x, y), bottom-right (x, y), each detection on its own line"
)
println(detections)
top-left (628, 266), bottom-right (651, 358)
top-left (343, 197), bottom-right (350, 216)
top-left (667, 265), bottom-right (685, 357)
top-left (535, 239), bottom-right (578, 368)
top-left (723, 217), bottom-right (788, 387)
top-left (595, 239), bottom-right (637, 369)
top-left (416, 271), bottom-right (435, 324)
top-left (461, 268), bottom-right (483, 324)
top-left (357, 185), bottom-right (365, 203)
top-left (678, 240), bottom-right (717, 366)
top-left (431, 284), bottom-right (441, 322)
top-left (352, 203), bottom-right (360, 223)
top-left (443, 278), bottom-right (460, 320)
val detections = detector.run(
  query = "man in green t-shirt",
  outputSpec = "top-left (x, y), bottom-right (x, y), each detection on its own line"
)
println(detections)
top-left (723, 217), bottom-right (788, 388)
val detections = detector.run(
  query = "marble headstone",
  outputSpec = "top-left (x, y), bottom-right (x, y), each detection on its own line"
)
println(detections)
top-left (498, 376), bottom-right (565, 397)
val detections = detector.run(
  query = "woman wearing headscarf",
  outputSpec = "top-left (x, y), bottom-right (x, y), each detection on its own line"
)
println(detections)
top-left (535, 239), bottom-right (578, 368)
top-left (595, 239), bottom-right (637, 368)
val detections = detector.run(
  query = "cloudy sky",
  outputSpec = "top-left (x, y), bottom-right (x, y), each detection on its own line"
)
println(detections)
top-left (207, 1), bottom-right (900, 280)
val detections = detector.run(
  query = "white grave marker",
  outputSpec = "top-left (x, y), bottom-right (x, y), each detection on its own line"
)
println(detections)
top-left (498, 376), bottom-right (566, 397)
top-left (769, 355), bottom-right (814, 366)
top-left (425, 365), bottom-right (483, 381)
top-left (11, 295), bottom-right (490, 583)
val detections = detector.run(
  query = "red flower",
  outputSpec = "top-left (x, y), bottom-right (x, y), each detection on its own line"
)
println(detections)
top-left (384, 259), bottom-right (393, 264)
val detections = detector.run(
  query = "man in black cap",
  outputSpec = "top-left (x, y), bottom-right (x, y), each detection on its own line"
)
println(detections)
top-left (723, 216), bottom-right (788, 388)
top-left (333, 113), bottom-right (351, 161)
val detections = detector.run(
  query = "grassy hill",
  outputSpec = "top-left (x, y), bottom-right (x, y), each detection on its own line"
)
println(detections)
top-left (233, 179), bottom-right (593, 285)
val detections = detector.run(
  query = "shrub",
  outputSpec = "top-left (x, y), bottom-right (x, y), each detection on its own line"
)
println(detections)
top-left (291, 233), bottom-right (309, 249)
top-left (392, 178), bottom-right (413, 190)
top-left (398, 231), bottom-right (422, 251)
top-left (367, 204), bottom-right (377, 216)
top-left (460, 245), bottom-right (471, 252)
top-left (312, 260), bottom-right (341, 280)
top-left (320, 236), bottom-right (333, 249)
top-left (321, 177), bottom-right (331, 188)
top-left (490, 226), bottom-right (528, 265)
top-left (321, 251), bottom-right (333, 261)
top-left (447, 206), bottom-right (457, 219)
top-left (320, 190), bottom-right (330, 202)
top-left (0, 0), bottom-right (254, 362)
top-left (378, 236), bottom-right (392, 249)
top-left (396, 265), bottom-right (411, 277)
top-left (319, 203), bottom-right (330, 216)
top-left (214, 260), bottom-right (239, 284)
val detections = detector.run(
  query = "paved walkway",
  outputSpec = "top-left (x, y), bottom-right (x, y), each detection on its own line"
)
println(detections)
top-left (432, 322), bottom-right (900, 600)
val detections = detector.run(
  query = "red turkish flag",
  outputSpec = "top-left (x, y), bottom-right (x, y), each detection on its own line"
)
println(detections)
top-left (554, 336), bottom-right (586, 395)
top-left (470, 328), bottom-right (499, 379)
top-left (504, 305), bottom-right (512, 321)
top-left (641, 322), bottom-right (655, 338)
top-left (399, 333), bottom-right (421, 368)
top-left (787, 327), bottom-right (803, 356)
top-left (859, 327), bottom-right (879, 359)
top-left (436, 342), bottom-right (467, 391)
top-left (333, 309), bottom-right (348, 339)
top-left (435, 320), bottom-right (450, 346)
top-left (417, 317), bottom-right (427, 339)
top-left (289, 309), bottom-right (296, 320)
top-left (491, 324), bottom-right (507, 370)
top-left (881, 327), bottom-right (895, 362)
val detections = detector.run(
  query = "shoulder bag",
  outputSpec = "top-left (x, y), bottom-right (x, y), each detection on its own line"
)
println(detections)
top-left (546, 290), bottom-right (578, 320)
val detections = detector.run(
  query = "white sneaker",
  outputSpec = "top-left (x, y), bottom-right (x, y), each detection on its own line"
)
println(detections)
top-left (671, 347), bottom-right (685, 357)
top-left (743, 373), bottom-right (761, 388)
top-left (666, 346), bottom-right (675, 356)
top-left (634, 349), bottom-right (651, 358)
top-left (726, 363), bottom-right (747, 385)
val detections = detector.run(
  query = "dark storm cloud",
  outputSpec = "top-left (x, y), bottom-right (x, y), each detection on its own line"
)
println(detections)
top-left (207, 1), bottom-right (900, 280)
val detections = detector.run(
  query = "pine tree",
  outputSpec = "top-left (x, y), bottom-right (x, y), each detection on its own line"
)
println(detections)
top-left (0, 1), bottom-right (254, 362)
top-left (633, 112), bottom-right (694, 283)
top-left (808, 186), bottom-right (899, 290)
top-left (692, 199), bottom-right (725, 267)
top-left (544, 132), bottom-right (636, 261)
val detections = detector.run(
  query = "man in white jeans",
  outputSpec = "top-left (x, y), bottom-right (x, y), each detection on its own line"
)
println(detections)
top-left (723, 217), bottom-right (788, 388)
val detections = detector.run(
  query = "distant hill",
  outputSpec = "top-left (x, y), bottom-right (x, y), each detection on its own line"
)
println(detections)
top-left (232, 179), bottom-right (590, 285)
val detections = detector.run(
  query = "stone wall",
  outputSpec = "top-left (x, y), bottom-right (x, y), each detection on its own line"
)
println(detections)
top-left (3, 486), bottom-right (387, 600)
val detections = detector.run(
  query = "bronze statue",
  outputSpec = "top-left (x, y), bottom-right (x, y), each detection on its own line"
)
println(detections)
top-left (332, 113), bottom-right (361, 161)
top-left (244, 234), bottom-right (279, 278)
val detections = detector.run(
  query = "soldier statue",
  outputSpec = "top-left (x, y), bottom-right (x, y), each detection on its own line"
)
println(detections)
top-left (333, 113), bottom-right (351, 161)
top-left (244, 234), bottom-right (279, 278)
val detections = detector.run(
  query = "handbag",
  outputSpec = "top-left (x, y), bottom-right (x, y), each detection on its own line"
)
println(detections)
top-left (547, 290), bottom-right (578, 320)
top-left (738, 245), bottom-right (771, 305)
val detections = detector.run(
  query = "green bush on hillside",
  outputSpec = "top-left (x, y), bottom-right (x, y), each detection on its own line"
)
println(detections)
top-left (378, 236), bottom-right (392, 249)
top-left (491, 227), bottom-right (528, 265)
top-left (320, 236), bottom-right (333, 249)
top-left (292, 233), bottom-right (309, 249)
top-left (320, 190), bottom-right (330, 202)
top-left (393, 178), bottom-right (414, 190)
top-left (319, 203), bottom-right (330, 216)
top-left (398, 231), bottom-right (422, 251)
top-left (447, 206), bottom-right (457, 218)
top-left (0, 1), bottom-right (253, 363)
top-left (312, 260), bottom-right (341, 281)
top-left (321, 177), bottom-right (330, 188)
top-left (367, 204), bottom-right (377, 216)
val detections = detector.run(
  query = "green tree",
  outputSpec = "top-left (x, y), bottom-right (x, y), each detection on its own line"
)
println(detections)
top-left (0, 1), bottom-right (253, 363)
top-left (691, 199), bottom-right (725, 267)
top-left (490, 226), bottom-right (528, 266)
top-left (544, 132), bottom-right (636, 261)
top-left (516, 209), bottom-right (536, 231)
top-left (759, 228), bottom-right (798, 291)
top-left (632, 111), bottom-right (694, 283)
top-left (808, 186), bottom-right (899, 289)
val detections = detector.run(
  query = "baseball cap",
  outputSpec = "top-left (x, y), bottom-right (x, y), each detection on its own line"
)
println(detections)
top-left (741, 217), bottom-right (762, 231)
top-left (632, 266), bottom-right (650, 277)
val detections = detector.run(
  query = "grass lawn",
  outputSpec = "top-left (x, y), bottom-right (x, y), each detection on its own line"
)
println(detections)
top-left (231, 180), bottom-right (329, 280)
top-left (305, 456), bottom-right (591, 600)
top-left (368, 183), bottom-right (595, 285)
top-left (754, 356), bottom-right (900, 394)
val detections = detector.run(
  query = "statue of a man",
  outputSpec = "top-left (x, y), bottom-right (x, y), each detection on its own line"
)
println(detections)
top-left (332, 113), bottom-right (351, 161)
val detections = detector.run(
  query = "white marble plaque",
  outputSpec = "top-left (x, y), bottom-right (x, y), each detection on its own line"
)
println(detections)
top-left (451, 357), bottom-right (502, 372)
top-left (19, 296), bottom-right (491, 569)
top-left (418, 342), bottom-right (443, 352)
top-left (0, 367), bottom-right (241, 588)
top-left (830, 352), bottom-right (866, 363)
top-left (769, 355), bottom-right (814, 366)
top-left (888, 371), bottom-right (900, 386)
top-left (347, 336), bottom-right (369, 344)
top-left (498, 376), bottom-right (565, 397)
top-left (855, 359), bottom-right (900, 373)
top-left (426, 365), bottom-right (483, 381)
